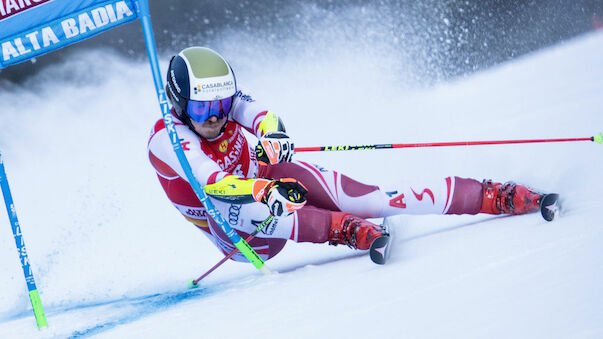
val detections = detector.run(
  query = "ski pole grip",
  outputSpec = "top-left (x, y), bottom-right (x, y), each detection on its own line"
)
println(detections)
top-left (593, 132), bottom-right (603, 144)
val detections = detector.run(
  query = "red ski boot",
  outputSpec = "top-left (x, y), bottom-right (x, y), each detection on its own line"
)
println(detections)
top-left (328, 212), bottom-right (387, 250)
top-left (480, 180), bottom-right (542, 215)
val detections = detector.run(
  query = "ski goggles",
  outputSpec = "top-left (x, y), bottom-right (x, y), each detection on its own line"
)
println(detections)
top-left (186, 96), bottom-right (233, 123)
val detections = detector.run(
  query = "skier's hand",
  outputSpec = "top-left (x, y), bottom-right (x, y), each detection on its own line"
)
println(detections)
top-left (255, 132), bottom-right (294, 165)
top-left (261, 178), bottom-right (308, 217)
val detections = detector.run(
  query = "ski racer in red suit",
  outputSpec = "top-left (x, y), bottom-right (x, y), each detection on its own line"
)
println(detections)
top-left (148, 47), bottom-right (544, 263)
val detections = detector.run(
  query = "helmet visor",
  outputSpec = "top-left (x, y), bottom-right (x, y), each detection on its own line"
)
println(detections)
top-left (186, 96), bottom-right (233, 123)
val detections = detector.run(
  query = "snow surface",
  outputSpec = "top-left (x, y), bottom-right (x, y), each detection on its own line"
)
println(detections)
top-left (0, 29), bottom-right (602, 339)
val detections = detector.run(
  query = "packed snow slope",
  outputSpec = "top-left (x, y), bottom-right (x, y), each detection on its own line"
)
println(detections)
top-left (0, 30), bottom-right (602, 339)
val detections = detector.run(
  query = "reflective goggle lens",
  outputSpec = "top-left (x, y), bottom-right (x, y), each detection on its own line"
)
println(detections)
top-left (186, 96), bottom-right (233, 123)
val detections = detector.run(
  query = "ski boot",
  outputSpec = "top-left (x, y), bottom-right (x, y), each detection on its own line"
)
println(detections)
top-left (480, 180), bottom-right (542, 215)
top-left (328, 212), bottom-right (387, 250)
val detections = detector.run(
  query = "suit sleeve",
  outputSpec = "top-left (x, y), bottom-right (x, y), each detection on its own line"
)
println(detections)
top-left (230, 89), bottom-right (286, 138)
top-left (148, 123), bottom-right (230, 186)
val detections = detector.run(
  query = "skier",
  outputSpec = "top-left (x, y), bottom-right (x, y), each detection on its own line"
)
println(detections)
top-left (148, 46), bottom-right (546, 263)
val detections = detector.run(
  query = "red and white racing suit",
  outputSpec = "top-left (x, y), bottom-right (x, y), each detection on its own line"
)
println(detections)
top-left (148, 90), bottom-right (484, 262)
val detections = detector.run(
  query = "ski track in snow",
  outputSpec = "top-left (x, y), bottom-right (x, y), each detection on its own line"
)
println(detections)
top-left (0, 29), bottom-right (602, 339)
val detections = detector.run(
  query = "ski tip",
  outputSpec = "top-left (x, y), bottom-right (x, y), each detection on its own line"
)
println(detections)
top-left (188, 279), bottom-right (199, 289)
top-left (369, 235), bottom-right (391, 265)
top-left (540, 193), bottom-right (560, 222)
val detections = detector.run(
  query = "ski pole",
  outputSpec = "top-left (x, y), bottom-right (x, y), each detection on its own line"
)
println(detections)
top-left (0, 153), bottom-right (48, 330)
top-left (139, 1), bottom-right (268, 274)
top-left (190, 215), bottom-right (275, 288)
top-left (295, 133), bottom-right (603, 153)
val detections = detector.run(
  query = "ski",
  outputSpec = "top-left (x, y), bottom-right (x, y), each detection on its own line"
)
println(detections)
top-left (539, 193), bottom-right (560, 222)
top-left (369, 222), bottom-right (392, 265)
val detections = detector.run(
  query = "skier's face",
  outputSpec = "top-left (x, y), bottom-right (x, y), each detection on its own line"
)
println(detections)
top-left (192, 115), bottom-right (227, 139)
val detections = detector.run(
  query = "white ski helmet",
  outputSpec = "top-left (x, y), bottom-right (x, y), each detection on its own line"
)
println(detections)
top-left (166, 47), bottom-right (237, 126)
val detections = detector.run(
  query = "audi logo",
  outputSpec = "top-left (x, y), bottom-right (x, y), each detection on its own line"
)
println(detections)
top-left (228, 204), bottom-right (242, 225)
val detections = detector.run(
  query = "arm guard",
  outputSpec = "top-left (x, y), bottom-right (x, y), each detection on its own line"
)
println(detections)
top-left (204, 175), bottom-right (272, 204)
top-left (257, 111), bottom-right (286, 136)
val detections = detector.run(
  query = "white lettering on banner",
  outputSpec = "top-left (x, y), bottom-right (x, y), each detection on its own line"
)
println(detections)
top-left (41, 26), bottom-right (58, 47)
top-left (25, 31), bottom-right (40, 50)
top-left (91, 8), bottom-right (110, 28)
top-left (115, 1), bottom-right (133, 20)
top-left (78, 12), bottom-right (96, 34)
top-left (2, 1), bottom-right (135, 63)
top-left (2, 41), bottom-right (19, 60)
top-left (2, 0), bottom-right (20, 16)
top-left (59, 1), bottom-right (134, 39)
top-left (105, 4), bottom-right (117, 22)
top-left (61, 18), bottom-right (79, 38)
top-left (13, 37), bottom-right (30, 54)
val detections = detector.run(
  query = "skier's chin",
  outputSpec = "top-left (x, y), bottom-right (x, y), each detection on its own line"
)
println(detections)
top-left (194, 119), bottom-right (226, 139)
top-left (201, 129), bottom-right (221, 139)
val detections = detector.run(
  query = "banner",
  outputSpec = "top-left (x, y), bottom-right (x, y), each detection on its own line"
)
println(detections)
top-left (0, 0), bottom-right (140, 68)
top-left (0, 0), bottom-right (149, 330)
